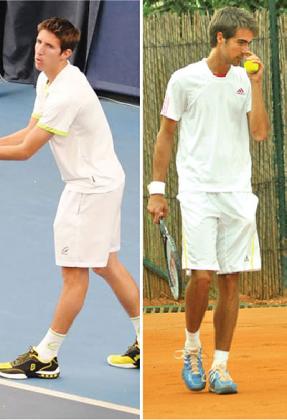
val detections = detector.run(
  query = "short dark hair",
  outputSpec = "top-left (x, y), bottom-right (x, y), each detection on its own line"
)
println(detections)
top-left (209, 7), bottom-right (258, 48)
top-left (37, 17), bottom-right (81, 52)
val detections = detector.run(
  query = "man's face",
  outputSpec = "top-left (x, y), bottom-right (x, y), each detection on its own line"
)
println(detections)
top-left (35, 29), bottom-right (70, 72)
top-left (218, 28), bottom-right (254, 66)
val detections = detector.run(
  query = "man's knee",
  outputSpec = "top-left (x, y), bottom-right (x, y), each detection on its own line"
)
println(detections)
top-left (191, 270), bottom-right (213, 289)
top-left (93, 253), bottom-right (120, 277)
top-left (93, 266), bottom-right (109, 277)
top-left (61, 267), bottom-right (89, 289)
top-left (93, 252), bottom-right (121, 277)
top-left (219, 273), bottom-right (240, 297)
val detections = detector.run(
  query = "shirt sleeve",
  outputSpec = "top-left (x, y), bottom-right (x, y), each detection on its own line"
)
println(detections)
top-left (37, 92), bottom-right (80, 137)
top-left (160, 72), bottom-right (187, 121)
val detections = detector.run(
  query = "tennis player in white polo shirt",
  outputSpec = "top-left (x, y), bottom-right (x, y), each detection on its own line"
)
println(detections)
top-left (148, 7), bottom-right (269, 394)
top-left (0, 17), bottom-right (140, 379)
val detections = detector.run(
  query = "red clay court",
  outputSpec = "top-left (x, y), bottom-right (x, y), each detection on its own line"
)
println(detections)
top-left (144, 306), bottom-right (287, 419)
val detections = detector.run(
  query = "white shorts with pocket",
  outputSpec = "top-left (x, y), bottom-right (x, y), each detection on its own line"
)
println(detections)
top-left (54, 183), bottom-right (124, 268)
top-left (178, 192), bottom-right (261, 274)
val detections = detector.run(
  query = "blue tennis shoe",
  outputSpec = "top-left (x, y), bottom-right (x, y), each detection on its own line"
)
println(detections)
top-left (182, 347), bottom-right (206, 391)
top-left (209, 364), bottom-right (238, 394)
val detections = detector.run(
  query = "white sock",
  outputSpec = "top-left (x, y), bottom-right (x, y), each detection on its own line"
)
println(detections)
top-left (212, 350), bottom-right (229, 369)
top-left (130, 316), bottom-right (140, 345)
top-left (185, 328), bottom-right (201, 350)
top-left (35, 328), bottom-right (66, 361)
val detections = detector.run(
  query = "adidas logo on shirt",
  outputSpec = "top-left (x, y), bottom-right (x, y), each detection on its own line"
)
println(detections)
top-left (236, 88), bottom-right (245, 95)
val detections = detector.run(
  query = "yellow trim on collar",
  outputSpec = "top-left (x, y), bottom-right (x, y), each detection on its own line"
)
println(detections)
top-left (37, 122), bottom-right (68, 137)
top-left (32, 113), bottom-right (41, 120)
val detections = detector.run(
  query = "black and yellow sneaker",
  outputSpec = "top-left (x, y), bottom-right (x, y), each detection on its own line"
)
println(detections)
top-left (0, 347), bottom-right (60, 379)
top-left (107, 340), bottom-right (140, 369)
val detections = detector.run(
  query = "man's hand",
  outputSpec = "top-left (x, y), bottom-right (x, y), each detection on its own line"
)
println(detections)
top-left (244, 52), bottom-right (264, 83)
top-left (147, 194), bottom-right (169, 224)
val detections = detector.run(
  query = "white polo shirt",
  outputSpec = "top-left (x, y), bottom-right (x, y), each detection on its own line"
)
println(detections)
top-left (161, 59), bottom-right (252, 193)
top-left (32, 63), bottom-right (125, 193)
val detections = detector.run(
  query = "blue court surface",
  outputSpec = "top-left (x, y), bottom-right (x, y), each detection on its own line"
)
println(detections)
top-left (0, 82), bottom-right (140, 418)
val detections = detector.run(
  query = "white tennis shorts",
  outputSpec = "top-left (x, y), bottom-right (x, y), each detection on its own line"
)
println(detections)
top-left (178, 192), bottom-right (261, 274)
top-left (54, 183), bottom-right (124, 268)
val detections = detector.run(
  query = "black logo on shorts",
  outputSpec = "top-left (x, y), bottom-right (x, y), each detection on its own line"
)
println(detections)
top-left (61, 247), bottom-right (69, 255)
top-left (244, 255), bottom-right (249, 262)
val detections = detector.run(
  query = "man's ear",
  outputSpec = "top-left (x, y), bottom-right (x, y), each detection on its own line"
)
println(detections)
top-left (61, 49), bottom-right (73, 60)
top-left (216, 32), bottom-right (225, 45)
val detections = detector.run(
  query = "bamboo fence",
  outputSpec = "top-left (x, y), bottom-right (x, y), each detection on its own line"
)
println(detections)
top-left (143, 10), bottom-right (287, 301)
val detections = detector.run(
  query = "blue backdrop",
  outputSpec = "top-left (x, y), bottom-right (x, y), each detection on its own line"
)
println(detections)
top-left (0, 0), bottom-right (139, 98)
top-left (86, 0), bottom-right (140, 97)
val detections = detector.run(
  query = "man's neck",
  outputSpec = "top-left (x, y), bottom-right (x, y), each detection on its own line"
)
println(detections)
top-left (46, 61), bottom-right (68, 84)
top-left (206, 50), bottom-right (230, 76)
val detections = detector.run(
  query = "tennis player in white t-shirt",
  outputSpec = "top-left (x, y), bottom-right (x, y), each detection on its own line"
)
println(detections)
top-left (148, 7), bottom-right (269, 394)
top-left (0, 18), bottom-right (140, 379)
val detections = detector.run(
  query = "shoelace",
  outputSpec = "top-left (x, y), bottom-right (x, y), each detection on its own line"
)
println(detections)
top-left (185, 349), bottom-right (201, 374)
top-left (211, 364), bottom-right (232, 382)
top-left (175, 348), bottom-right (206, 375)
top-left (124, 341), bottom-right (139, 356)
top-left (12, 347), bottom-right (35, 366)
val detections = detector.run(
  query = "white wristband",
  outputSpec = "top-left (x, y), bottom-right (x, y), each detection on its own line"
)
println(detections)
top-left (147, 181), bottom-right (166, 195)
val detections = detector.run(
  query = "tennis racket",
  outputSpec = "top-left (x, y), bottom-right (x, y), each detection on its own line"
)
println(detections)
top-left (159, 218), bottom-right (182, 300)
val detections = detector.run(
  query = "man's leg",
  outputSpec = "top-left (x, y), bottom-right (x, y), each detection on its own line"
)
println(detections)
top-left (209, 272), bottom-right (239, 394)
top-left (182, 270), bottom-right (212, 391)
top-left (214, 273), bottom-right (240, 351)
top-left (35, 267), bottom-right (89, 361)
top-left (50, 267), bottom-right (90, 334)
top-left (93, 252), bottom-right (140, 368)
top-left (93, 252), bottom-right (140, 319)
top-left (185, 270), bottom-right (213, 333)
top-left (0, 267), bottom-right (89, 379)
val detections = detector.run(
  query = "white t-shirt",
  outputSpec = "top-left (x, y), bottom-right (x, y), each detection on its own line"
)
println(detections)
top-left (161, 59), bottom-right (252, 193)
top-left (32, 63), bottom-right (125, 193)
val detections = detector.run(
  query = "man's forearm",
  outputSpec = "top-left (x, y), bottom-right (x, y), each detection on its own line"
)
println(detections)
top-left (148, 127), bottom-right (174, 222)
top-left (0, 127), bottom-right (30, 146)
top-left (0, 118), bottom-right (38, 146)
top-left (152, 131), bottom-right (174, 181)
top-left (249, 81), bottom-right (269, 141)
top-left (0, 143), bottom-right (28, 160)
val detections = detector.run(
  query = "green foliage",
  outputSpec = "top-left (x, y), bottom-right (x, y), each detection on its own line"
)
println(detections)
top-left (143, 0), bottom-right (287, 16)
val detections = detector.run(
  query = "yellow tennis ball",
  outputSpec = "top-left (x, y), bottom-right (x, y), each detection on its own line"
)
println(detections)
top-left (244, 60), bottom-right (259, 74)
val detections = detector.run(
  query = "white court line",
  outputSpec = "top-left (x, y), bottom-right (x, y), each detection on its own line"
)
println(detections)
top-left (99, 96), bottom-right (139, 108)
top-left (0, 378), bottom-right (140, 416)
